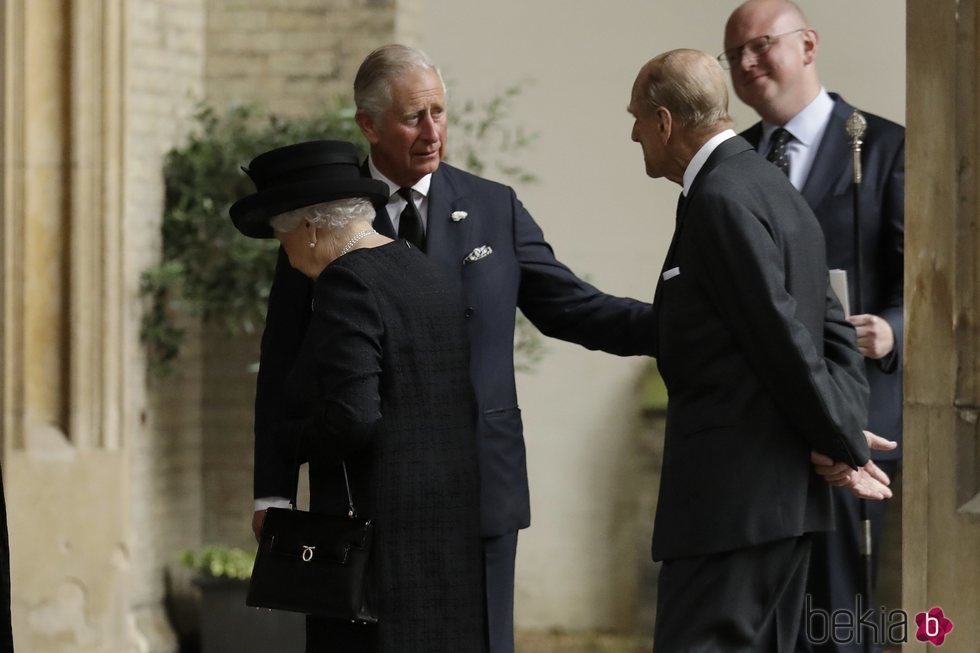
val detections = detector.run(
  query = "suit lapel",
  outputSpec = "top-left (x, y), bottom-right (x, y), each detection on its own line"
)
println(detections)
top-left (800, 95), bottom-right (853, 207)
top-left (741, 122), bottom-right (764, 150)
top-left (425, 165), bottom-right (472, 273)
top-left (650, 193), bottom-right (687, 350)
top-left (651, 136), bottom-right (753, 355)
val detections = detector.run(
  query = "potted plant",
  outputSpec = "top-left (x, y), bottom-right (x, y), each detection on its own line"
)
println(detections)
top-left (180, 545), bottom-right (305, 653)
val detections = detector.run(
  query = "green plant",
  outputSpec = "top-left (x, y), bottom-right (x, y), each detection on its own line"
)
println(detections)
top-left (140, 99), bottom-right (365, 374)
top-left (141, 87), bottom-right (545, 374)
top-left (180, 545), bottom-right (255, 581)
top-left (448, 82), bottom-right (538, 185)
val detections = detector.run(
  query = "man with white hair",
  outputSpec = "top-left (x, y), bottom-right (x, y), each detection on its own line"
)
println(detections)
top-left (627, 48), bottom-right (893, 651)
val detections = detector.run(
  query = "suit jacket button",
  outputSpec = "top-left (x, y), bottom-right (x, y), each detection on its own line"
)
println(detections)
top-left (464, 307), bottom-right (475, 318)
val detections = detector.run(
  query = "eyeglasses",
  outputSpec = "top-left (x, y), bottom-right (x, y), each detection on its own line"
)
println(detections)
top-left (717, 28), bottom-right (806, 69)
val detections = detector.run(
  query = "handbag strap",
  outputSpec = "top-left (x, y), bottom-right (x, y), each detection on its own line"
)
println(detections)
top-left (289, 413), bottom-right (360, 517)
top-left (288, 449), bottom-right (359, 519)
top-left (341, 461), bottom-right (358, 518)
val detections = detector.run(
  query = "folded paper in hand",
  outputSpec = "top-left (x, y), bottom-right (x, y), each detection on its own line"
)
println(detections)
top-left (829, 269), bottom-right (850, 318)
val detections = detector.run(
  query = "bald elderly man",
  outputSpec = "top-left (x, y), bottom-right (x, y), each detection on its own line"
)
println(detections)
top-left (627, 49), bottom-right (894, 652)
top-left (722, 3), bottom-right (905, 651)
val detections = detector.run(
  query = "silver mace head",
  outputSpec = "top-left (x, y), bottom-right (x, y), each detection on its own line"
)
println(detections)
top-left (845, 110), bottom-right (867, 184)
top-left (846, 109), bottom-right (867, 145)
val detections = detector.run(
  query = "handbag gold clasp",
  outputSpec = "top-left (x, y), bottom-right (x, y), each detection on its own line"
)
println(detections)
top-left (302, 545), bottom-right (315, 562)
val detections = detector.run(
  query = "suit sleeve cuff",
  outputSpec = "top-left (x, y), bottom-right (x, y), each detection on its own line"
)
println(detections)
top-left (877, 348), bottom-right (898, 374)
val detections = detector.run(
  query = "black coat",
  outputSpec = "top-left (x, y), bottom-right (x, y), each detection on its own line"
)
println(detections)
top-left (650, 136), bottom-right (871, 562)
top-left (285, 242), bottom-right (485, 653)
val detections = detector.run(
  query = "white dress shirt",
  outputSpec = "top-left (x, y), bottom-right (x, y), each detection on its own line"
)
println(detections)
top-left (367, 158), bottom-right (432, 232)
top-left (757, 88), bottom-right (835, 191)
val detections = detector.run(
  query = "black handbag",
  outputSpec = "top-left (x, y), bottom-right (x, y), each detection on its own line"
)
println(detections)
top-left (246, 462), bottom-right (378, 622)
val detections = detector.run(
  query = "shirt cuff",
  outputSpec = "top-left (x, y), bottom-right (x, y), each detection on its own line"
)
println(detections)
top-left (254, 496), bottom-right (292, 512)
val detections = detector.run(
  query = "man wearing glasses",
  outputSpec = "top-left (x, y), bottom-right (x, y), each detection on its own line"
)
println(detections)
top-left (721, 2), bottom-right (905, 652)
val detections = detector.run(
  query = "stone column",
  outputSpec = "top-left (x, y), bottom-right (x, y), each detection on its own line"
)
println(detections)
top-left (1, 0), bottom-right (132, 650)
top-left (905, 0), bottom-right (980, 649)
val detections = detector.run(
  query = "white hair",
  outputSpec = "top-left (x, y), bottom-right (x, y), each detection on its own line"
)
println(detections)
top-left (354, 44), bottom-right (447, 123)
top-left (270, 197), bottom-right (376, 234)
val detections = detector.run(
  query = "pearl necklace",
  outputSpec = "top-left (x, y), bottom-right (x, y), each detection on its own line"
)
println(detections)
top-left (339, 229), bottom-right (377, 256)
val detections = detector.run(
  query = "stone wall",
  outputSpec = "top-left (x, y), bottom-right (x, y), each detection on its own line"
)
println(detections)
top-left (125, 0), bottom-right (207, 650)
top-left (205, 0), bottom-right (397, 117)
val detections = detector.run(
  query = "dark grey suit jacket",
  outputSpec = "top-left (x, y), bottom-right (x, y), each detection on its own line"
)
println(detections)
top-left (742, 95), bottom-right (905, 459)
top-left (255, 162), bottom-right (656, 538)
top-left (650, 136), bottom-right (871, 561)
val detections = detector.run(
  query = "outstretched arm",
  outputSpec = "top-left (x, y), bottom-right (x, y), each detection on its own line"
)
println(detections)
top-left (511, 189), bottom-right (656, 356)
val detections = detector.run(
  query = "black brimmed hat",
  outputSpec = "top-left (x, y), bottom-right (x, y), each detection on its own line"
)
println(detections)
top-left (229, 140), bottom-right (389, 239)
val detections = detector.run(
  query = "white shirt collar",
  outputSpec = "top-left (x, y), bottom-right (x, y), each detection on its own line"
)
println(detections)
top-left (367, 157), bottom-right (432, 200)
top-left (761, 88), bottom-right (834, 148)
top-left (682, 129), bottom-right (737, 196)
top-left (759, 88), bottom-right (834, 190)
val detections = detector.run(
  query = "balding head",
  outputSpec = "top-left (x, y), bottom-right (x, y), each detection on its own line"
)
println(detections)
top-left (632, 49), bottom-right (734, 135)
top-left (723, 0), bottom-right (820, 124)
top-left (628, 49), bottom-right (734, 184)
top-left (726, 0), bottom-right (808, 38)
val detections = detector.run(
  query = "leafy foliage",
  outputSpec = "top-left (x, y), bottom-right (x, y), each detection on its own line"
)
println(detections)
top-left (141, 88), bottom-right (543, 375)
top-left (449, 83), bottom-right (539, 185)
top-left (180, 545), bottom-right (255, 581)
top-left (140, 100), bottom-right (365, 374)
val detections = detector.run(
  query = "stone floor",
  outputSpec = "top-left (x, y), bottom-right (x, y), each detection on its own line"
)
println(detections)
top-left (516, 631), bottom-right (650, 653)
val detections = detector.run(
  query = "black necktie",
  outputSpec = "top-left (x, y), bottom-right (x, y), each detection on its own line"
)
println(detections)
top-left (397, 187), bottom-right (426, 251)
top-left (766, 127), bottom-right (792, 177)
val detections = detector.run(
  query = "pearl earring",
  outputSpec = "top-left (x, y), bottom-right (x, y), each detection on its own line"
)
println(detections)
top-left (308, 240), bottom-right (316, 248)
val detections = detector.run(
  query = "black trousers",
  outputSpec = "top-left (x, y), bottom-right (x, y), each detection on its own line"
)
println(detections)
top-left (654, 535), bottom-right (812, 653)
top-left (483, 531), bottom-right (518, 653)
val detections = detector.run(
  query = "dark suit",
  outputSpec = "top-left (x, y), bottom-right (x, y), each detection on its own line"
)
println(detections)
top-left (650, 135), bottom-right (870, 652)
top-left (255, 162), bottom-right (655, 652)
top-left (743, 95), bottom-right (905, 653)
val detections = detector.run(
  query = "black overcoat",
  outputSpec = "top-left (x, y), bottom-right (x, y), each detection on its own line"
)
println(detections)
top-left (283, 242), bottom-right (486, 653)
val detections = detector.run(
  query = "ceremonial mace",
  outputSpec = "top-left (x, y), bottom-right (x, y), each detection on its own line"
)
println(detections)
top-left (845, 109), bottom-right (873, 653)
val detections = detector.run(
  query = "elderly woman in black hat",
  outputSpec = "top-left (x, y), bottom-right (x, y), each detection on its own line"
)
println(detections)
top-left (231, 140), bottom-right (486, 653)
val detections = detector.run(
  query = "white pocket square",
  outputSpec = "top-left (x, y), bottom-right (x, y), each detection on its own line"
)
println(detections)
top-left (662, 267), bottom-right (680, 281)
top-left (463, 245), bottom-right (493, 264)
